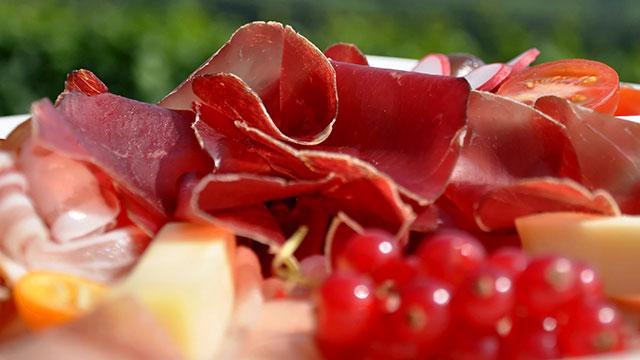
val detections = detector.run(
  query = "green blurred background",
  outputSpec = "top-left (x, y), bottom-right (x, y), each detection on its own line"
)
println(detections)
top-left (1, 0), bottom-right (639, 115)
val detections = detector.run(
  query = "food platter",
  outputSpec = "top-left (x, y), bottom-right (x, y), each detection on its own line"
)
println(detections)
top-left (2, 21), bottom-right (640, 358)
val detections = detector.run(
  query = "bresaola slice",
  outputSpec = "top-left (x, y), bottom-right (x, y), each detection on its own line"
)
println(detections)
top-left (412, 53), bottom-right (451, 76)
top-left (536, 96), bottom-right (640, 214)
top-left (161, 21), bottom-right (337, 146)
top-left (323, 43), bottom-right (368, 65)
top-left (321, 61), bottom-right (469, 204)
top-left (475, 177), bottom-right (619, 232)
top-left (445, 91), bottom-right (583, 230)
top-left (31, 94), bottom-right (213, 234)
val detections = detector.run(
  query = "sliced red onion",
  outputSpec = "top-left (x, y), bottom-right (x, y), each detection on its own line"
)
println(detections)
top-left (412, 53), bottom-right (451, 76)
top-left (464, 63), bottom-right (512, 91)
top-left (507, 48), bottom-right (540, 73)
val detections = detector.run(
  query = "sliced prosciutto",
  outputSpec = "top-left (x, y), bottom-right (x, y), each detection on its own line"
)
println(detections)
top-left (536, 96), bottom-right (640, 214)
top-left (323, 43), bottom-right (368, 65)
top-left (18, 141), bottom-right (119, 243)
top-left (161, 21), bottom-right (337, 146)
top-left (0, 151), bottom-right (147, 283)
top-left (31, 94), bottom-right (213, 234)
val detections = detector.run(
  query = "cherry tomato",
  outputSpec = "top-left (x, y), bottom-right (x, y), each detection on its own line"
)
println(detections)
top-left (497, 59), bottom-right (620, 114)
top-left (614, 85), bottom-right (640, 116)
top-left (13, 271), bottom-right (107, 330)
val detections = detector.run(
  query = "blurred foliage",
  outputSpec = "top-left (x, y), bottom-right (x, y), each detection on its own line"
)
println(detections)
top-left (1, 0), bottom-right (639, 115)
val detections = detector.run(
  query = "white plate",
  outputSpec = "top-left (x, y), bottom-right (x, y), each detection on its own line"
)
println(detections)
top-left (1, 56), bottom-right (638, 137)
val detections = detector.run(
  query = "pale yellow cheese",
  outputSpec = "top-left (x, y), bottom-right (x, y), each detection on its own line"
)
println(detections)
top-left (516, 212), bottom-right (640, 297)
top-left (114, 222), bottom-right (235, 360)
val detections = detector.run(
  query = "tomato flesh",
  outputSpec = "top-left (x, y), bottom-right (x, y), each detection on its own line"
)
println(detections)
top-left (615, 85), bottom-right (640, 116)
top-left (497, 59), bottom-right (620, 114)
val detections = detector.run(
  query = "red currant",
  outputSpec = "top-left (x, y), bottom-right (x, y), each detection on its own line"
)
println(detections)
top-left (387, 277), bottom-right (451, 352)
top-left (416, 229), bottom-right (486, 287)
top-left (453, 266), bottom-right (515, 328)
top-left (448, 328), bottom-right (500, 360)
top-left (372, 256), bottom-right (421, 287)
top-left (575, 261), bottom-right (604, 299)
top-left (502, 317), bottom-right (559, 359)
top-left (315, 272), bottom-right (377, 347)
top-left (516, 256), bottom-right (581, 318)
top-left (488, 247), bottom-right (528, 278)
top-left (337, 230), bottom-right (400, 274)
top-left (558, 300), bottom-right (626, 356)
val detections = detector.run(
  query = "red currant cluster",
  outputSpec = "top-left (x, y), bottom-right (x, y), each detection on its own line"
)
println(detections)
top-left (314, 229), bottom-right (629, 359)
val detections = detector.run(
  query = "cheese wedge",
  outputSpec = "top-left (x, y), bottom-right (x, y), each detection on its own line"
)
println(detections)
top-left (114, 222), bottom-right (235, 360)
top-left (516, 212), bottom-right (640, 297)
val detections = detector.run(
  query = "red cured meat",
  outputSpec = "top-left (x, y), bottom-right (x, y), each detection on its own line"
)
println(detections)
top-left (55, 69), bottom-right (108, 105)
top-left (161, 21), bottom-right (337, 146)
top-left (445, 91), bottom-right (582, 230)
top-left (30, 95), bottom-right (213, 234)
top-left (64, 69), bottom-right (109, 96)
top-left (320, 61), bottom-right (469, 204)
top-left (475, 177), bottom-right (619, 232)
top-left (536, 96), bottom-right (640, 214)
top-left (323, 43), bottom-right (369, 65)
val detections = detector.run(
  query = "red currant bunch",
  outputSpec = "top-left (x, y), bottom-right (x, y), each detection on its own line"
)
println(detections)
top-left (313, 229), bottom-right (630, 359)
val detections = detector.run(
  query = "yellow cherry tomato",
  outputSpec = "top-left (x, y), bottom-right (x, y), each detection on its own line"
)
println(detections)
top-left (13, 271), bottom-right (107, 331)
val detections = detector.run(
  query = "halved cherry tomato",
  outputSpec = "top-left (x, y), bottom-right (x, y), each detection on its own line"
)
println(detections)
top-left (13, 271), bottom-right (106, 330)
top-left (497, 59), bottom-right (620, 114)
top-left (615, 85), bottom-right (640, 116)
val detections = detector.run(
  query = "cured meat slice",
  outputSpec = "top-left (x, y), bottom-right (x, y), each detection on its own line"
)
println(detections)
top-left (0, 152), bottom-right (147, 283)
top-left (320, 61), bottom-right (469, 204)
top-left (475, 177), bottom-right (619, 232)
top-left (31, 95), bottom-right (213, 234)
top-left (536, 96), bottom-right (640, 213)
top-left (446, 91), bottom-right (580, 230)
top-left (161, 21), bottom-right (337, 146)
top-left (55, 69), bottom-right (108, 105)
top-left (18, 141), bottom-right (119, 243)
top-left (323, 43), bottom-right (368, 65)
top-left (63, 69), bottom-right (109, 96)
top-left (25, 226), bottom-right (148, 283)
top-left (0, 153), bottom-right (49, 268)
top-left (175, 175), bottom-right (288, 245)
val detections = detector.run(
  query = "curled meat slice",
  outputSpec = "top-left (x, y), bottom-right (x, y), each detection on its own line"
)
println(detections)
top-left (323, 43), bottom-right (368, 65)
top-left (0, 152), bottom-right (49, 268)
top-left (161, 21), bottom-right (337, 146)
top-left (536, 96), bottom-right (640, 213)
top-left (475, 177), bottom-right (619, 232)
top-left (31, 94), bottom-right (212, 234)
top-left (18, 141), bottom-right (119, 243)
top-left (446, 91), bottom-right (580, 230)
